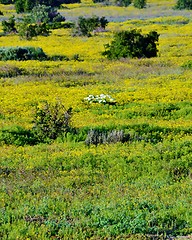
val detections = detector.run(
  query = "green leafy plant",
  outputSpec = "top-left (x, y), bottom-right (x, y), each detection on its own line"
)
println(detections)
top-left (133, 0), bottom-right (146, 8)
top-left (18, 21), bottom-right (50, 40)
top-left (2, 16), bottom-right (17, 34)
top-left (0, 47), bottom-right (47, 61)
top-left (32, 101), bottom-right (73, 142)
top-left (28, 4), bottom-right (65, 24)
top-left (0, 0), bottom-right (13, 3)
top-left (175, 0), bottom-right (192, 9)
top-left (102, 29), bottom-right (159, 59)
top-left (73, 16), bottom-right (108, 37)
top-left (0, 126), bottom-right (37, 146)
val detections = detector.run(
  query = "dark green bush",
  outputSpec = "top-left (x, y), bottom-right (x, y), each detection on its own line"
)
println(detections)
top-left (0, 0), bottom-right (13, 3)
top-left (0, 47), bottom-right (47, 61)
top-left (27, 4), bottom-right (65, 24)
top-left (2, 16), bottom-right (17, 34)
top-left (102, 29), bottom-right (159, 59)
top-left (18, 21), bottom-right (50, 40)
top-left (0, 126), bottom-right (38, 146)
top-left (73, 16), bottom-right (108, 37)
top-left (175, 0), bottom-right (192, 9)
top-left (182, 60), bottom-right (192, 69)
top-left (133, 0), bottom-right (146, 8)
top-left (32, 101), bottom-right (73, 142)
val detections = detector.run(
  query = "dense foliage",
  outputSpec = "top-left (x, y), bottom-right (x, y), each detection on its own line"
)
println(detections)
top-left (32, 101), bottom-right (73, 142)
top-left (2, 16), bottom-right (17, 34)
top-left (175, 0), bottom-right (192, 9)
top-left (0, 47), bottom-right (47, 60)
top-left (73, 16), bottom-right (108, 37)
top-left (0, 0), bottom-right (14, 3)
top-left (133, 0), bottom-right (146, 8)
top-left (102, 29), bottom-right (159, 59)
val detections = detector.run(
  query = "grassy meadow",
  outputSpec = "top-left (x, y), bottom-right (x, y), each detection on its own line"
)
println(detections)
top-left (0, 0), bottom-right (192, 239)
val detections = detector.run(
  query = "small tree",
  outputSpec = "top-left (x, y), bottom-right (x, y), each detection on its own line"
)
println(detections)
top-left (133, 0), bottom-right (146, 9)
top-left (32, 101), bottom-right (73, 141)
top-left (28, 4), bottom-right (65, 24)
top-left (102, 29), bottom-right (159, 59)
top-left (175, 0), bottom-right (192, 9)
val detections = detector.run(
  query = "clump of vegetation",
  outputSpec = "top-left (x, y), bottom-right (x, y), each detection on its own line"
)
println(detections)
top-left (0, 0), bottom-right (13, 3)
top-left (17, 4), bottom-right (66, 39)
top-left (0, 126), bottom-right (37, 146)
top-left (18, 22), bottom-right (50, 40)
top-left (133, 0), bottom-right (146, 9)
top-left (85, 129), bottom-right (130, 146)
top-left (0, 65), bottom-right (24, 78)
top-left (32, 101), bottom-right (73, 142)
top-left (175, 0), bottom-right (192, 9)
top-left (102, 29), bottom-right (159, 59)
top-left (2, 16), bottom-right (17, 34)
top-left (27, 4), bottom-right (65, 24)
top-left (73, 16), bottom-right (108, 37)
top-left (14, 0), bottom-right (80, 13)
top-left (0, 47), bottom-right (47, 61)
top-left (182, 60), bottom-right (192, 69)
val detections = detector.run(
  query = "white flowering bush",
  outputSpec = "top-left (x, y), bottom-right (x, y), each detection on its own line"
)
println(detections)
top-left (84, 94), bottom-right (116, 105)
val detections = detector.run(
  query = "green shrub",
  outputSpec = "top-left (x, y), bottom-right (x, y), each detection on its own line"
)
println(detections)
top-left (2, 16), bottom-right (17, 34)
top-left (182, 60), bottom-right (192, 69)
top-left (28, 4), bottom-right (65, 24)
top-left (133, 0), bottom-right (146, 8)
top-left (18, 22), bottom-right (50, 40)
top-left (0, 126), bottom-right (37, 146)
top-left (32, 101), bottom-right (73, 142)
top-left (102, 29), bottom-right (159, 59)
top-left (0, 47), bottom-right (47, 61)
top-left (0, 0), bottom-right (13, 3)
top-left (175, 0), bottom-right (192, 9)
top-left (73, 16), bottom-right (108, 37)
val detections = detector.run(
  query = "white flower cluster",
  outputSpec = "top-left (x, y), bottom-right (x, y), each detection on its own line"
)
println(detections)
top-left (84, 94), bottom-right (116, 104)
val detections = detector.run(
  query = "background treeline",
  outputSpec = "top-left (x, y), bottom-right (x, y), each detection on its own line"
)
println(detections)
top-left (1, 0), bottom-right (192, 11)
